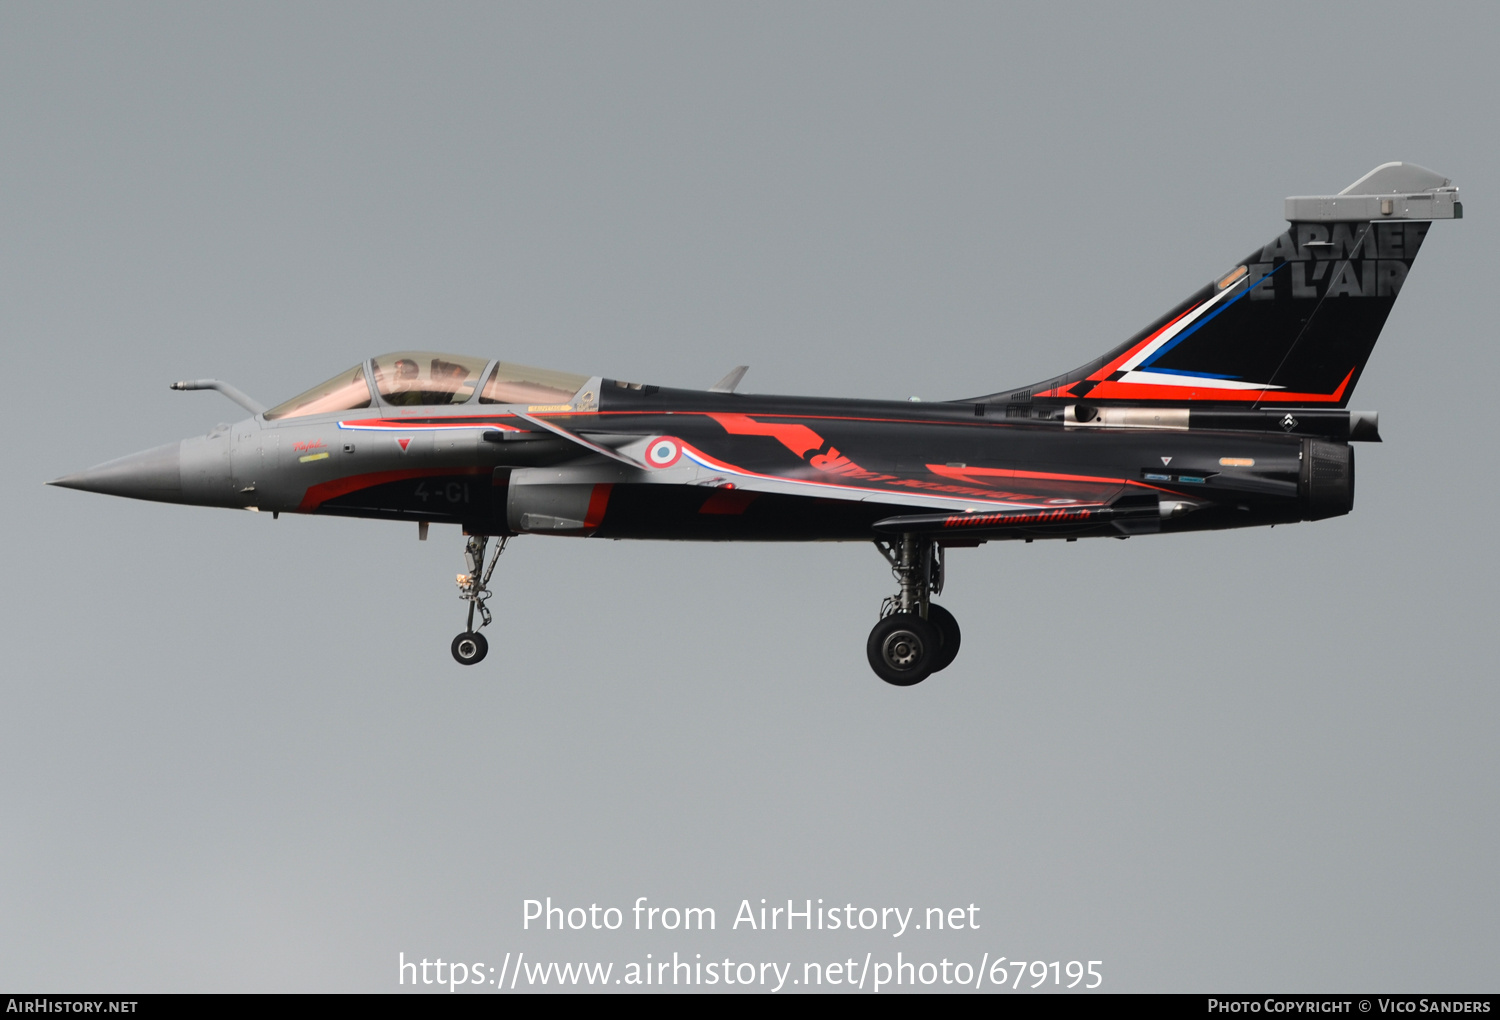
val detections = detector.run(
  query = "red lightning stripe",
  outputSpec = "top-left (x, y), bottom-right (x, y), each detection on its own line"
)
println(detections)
top-left (707, 413), bottom-right (826, 457)
top-left (339, 417), bottom-right (523, 431)
top-left (1087, 303), bottom-right (1202, 382)
top-left (583, 484), bottom-right (613, 530)
top-left (297, 467), bottom-right (491, 512)
top-left (679, 442), bottom-right (1104, 509)
top-left (925, 463), bottom-right (1179, 496)
top-left (1077, 367), bottom-right (1355, 404)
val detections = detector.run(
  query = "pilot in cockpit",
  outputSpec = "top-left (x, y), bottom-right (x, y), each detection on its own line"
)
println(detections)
top-left (384, 358), bottom-right (423, 405)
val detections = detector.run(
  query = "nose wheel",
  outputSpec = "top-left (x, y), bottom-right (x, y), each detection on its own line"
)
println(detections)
top-left (452, 631), bottom-right (489, 665)
top-left (451, 534), bottom-right (508, 666)
top-left (868, 535), bottom-right (961, 685)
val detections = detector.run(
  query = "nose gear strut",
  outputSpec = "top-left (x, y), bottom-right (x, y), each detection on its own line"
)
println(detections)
top-left (452, 534), bottom-right (508, 665)
top-left (869, 534), bottom-right (959, 685)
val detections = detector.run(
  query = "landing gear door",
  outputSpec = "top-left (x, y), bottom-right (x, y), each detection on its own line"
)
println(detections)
top-left (229, 424), bottom-right (273, 504)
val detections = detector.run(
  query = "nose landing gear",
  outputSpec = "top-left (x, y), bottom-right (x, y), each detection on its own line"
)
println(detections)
top-left (451, 630), bottom-right (489, 665)
top-left (452, 534), bottom-right (508, 665)
top-left (868, 534), bottom-right (960, 685)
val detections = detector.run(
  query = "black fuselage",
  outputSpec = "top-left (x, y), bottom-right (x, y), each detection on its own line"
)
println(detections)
top-left (311, 384), bottom-right (1347, 544)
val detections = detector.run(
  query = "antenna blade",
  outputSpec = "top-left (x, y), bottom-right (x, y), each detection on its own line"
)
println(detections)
top-left (708, 366), bottom-right (749, 393)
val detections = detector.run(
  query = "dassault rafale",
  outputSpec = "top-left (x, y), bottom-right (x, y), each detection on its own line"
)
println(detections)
top-left (52, 163), bottom-right (1462, 684)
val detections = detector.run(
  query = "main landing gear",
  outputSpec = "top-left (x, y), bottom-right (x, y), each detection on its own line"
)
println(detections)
top-left (867, 535), bottom-right (960, 686)
top-left (452, 534), bottom-right (508, 665)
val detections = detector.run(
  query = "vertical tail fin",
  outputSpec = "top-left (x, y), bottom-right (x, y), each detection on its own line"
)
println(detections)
top-left (1011, 163), bottom-right (1460, 409)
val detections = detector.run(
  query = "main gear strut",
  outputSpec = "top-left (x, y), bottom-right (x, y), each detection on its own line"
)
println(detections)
top-left (868, 534), bottom-right (960, 685)
top-left (452, 533), bottom-right (508, 665)
top-left (876, 534), bottom-right (943, 618)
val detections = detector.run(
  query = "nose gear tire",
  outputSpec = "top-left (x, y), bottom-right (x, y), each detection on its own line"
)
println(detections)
top-left (867, 613), bottom-right (938, 686)
top-left (926, 603), bottom-right (961, 673)
top-left (451, 631), bottom-right (489, 665)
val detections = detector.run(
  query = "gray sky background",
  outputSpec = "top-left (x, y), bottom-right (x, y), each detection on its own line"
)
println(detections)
top-left (2, 1), bottom-right (1496, 993)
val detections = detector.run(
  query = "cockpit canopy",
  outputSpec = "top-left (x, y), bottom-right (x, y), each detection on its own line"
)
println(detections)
top-left (372, 352), bottom-right (489, 406)
top-left (263, 353), bottom-right (590, 420)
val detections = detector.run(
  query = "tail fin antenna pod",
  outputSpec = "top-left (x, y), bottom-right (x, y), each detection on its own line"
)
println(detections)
top-left (988, 164), bottom-right (1460, 410)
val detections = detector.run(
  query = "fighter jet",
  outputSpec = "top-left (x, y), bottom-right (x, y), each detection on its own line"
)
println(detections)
top-left (51, 163), bottom-right (1461, 684)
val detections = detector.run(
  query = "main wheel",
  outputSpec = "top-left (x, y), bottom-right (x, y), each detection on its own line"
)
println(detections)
top-left (926, 603), bottom-right (961, 672)
top-left (867, 613), bottom-right (939, 686)
top-left (451, 631), bottom-right (489, 665)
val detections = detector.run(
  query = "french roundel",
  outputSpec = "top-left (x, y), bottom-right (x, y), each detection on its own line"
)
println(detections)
top-left (645, 437), bottom-right (683, 468)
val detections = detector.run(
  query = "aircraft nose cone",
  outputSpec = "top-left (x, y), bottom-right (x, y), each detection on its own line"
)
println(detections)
top-left (49, 441), bottom-right (183, 502)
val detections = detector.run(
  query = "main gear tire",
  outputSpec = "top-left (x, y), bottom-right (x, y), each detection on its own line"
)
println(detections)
top-left (451, 631), bottom-right (489, 665)
top-left (926, 603), bottom-right (961, 672)
top-left (867, 613), bottom-right (939, 686)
